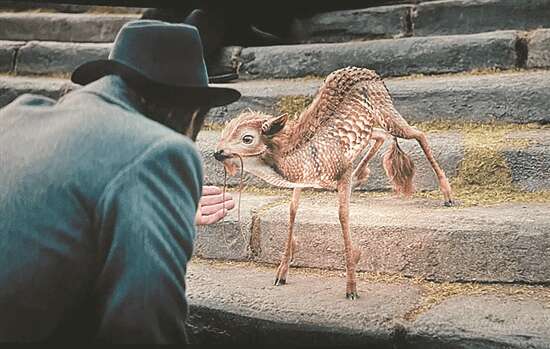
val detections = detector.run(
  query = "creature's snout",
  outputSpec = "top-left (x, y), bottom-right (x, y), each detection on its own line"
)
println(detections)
top-left (213, 149), bottom-right (230, 161)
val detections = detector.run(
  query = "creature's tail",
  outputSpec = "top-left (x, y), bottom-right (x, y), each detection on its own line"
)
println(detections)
top-left (382, 137), bottom-right (415, 197)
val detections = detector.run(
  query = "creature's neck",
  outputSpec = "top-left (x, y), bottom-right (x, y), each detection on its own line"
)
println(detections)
top-left (242, 157), bottom-right (311, 188)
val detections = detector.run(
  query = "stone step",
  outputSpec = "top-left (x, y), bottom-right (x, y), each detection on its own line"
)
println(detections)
top-left (2, 29), bottom-right (550, 78)
top-left (291, 0), bottom-right (550, 43)
top-left (194, 193), bottom-right (550, 284)
top-left (0, 1), bottom-right (145, 14)
top-left (234, 30), bottom-right (533, 80)
top-left (0, 12), bottom-right (139, 42)
top-left (1, 0), bottom-right (548, 45)
top-left (186, 259), bottom-right (550, 347)
top-left (2, 70), bottom-right (550, 125)
top-left (207, 70), bottom-right (550, 125)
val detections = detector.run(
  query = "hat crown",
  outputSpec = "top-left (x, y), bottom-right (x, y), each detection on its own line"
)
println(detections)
top-left (108, 20), bottom-right (208, 87)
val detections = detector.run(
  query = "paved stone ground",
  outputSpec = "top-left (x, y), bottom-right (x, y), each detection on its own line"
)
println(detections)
top-left (196, 192), bottom-right (550, 283)
top-left (185, 259), bottom-right (550, 348)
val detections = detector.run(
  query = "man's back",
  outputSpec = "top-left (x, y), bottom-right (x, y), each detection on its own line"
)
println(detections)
top-left (0, 75), bottom-right (203, 343)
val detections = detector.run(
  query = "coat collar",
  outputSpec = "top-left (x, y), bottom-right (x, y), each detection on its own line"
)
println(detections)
top-left (62, 75), bottom-right (145, 115)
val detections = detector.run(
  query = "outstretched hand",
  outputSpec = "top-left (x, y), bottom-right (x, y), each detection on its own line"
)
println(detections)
top-left (195, 186), bottom-right (235, 225)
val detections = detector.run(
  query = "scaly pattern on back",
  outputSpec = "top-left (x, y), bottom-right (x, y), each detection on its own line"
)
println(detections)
top-left (267, 66), bottom-right (399, 187)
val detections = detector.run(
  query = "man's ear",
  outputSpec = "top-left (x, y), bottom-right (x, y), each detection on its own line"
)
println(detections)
top-left (261, 113), bottom-right (288, 136)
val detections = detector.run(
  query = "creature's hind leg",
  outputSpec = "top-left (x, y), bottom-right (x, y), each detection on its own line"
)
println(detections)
top-left (352, 128), bottom-right (389, 188)
top-left (391, 124), bottom-right (454, 206)
top-left (337, 169), bottom-right (362, 299)
top-left (274, 188), bottom-right (301, 286)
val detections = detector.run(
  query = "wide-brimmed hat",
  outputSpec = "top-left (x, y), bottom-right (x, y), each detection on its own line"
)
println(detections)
top-left (71, 20), bottom-right (240, 107)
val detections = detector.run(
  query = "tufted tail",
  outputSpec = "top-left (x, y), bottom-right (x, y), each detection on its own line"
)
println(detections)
top-left (382, 137), bottom-right (415, 197)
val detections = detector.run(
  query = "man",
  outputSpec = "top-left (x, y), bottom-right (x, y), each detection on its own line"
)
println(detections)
top-left (0, 20), bottom-right (238, 343)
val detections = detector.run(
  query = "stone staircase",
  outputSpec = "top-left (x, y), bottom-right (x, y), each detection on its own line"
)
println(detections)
top-left (0, 1), bottom-right (549, 347)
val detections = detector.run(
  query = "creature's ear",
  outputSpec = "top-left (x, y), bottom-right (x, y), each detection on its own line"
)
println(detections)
top-left (261, 113), bottom-right (288, 136)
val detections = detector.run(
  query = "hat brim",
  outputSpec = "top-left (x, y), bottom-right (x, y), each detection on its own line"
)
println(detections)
top-left (71, 59), bottom-right (241, 108)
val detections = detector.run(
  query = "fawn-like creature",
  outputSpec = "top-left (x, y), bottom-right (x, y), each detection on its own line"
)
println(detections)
top-left (214, 66), bottom-right (453, 299)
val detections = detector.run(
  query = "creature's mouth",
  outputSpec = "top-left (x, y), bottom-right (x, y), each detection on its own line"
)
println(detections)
top-left (213, 150), bottom-right (231, 161)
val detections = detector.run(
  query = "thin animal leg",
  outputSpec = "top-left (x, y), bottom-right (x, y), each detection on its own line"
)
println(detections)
top-left (337, 170), bottom-right (362, 299)
top-left (395, 126), bottom-right (454, 206)
top-left (274, 188), bottom-right (301, 286)
top-left (352, 128), bottom-right (389, 187)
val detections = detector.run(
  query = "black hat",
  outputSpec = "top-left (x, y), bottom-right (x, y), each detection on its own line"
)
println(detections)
top-left (71, 20), bottom-right (240, 107)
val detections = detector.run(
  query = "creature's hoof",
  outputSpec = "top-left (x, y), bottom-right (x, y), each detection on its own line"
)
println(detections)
top-left (274, 278), bottom-right (286, 286)
top-left (444, 200), bottom-right (455, 207)
top-left (346, 292), bottom-right (359, 300)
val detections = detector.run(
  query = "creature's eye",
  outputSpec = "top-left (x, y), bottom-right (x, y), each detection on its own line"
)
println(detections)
top-left (242, 135), bottom-right (254, 145)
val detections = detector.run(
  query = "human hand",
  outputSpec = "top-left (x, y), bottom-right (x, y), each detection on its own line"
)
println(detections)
top-left (195, 186), bottom-right (235, 225)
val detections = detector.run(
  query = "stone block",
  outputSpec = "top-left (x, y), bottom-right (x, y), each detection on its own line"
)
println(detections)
top-left (238, 31), bottom-right (518, 79)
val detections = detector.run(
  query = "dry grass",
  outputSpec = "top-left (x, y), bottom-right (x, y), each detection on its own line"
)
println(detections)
top-left (277, 95), bottom-right (314, 118)
top-left (411, 121), bottom-right (550, 206)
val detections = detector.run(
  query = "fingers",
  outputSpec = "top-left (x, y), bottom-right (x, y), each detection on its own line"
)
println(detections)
top-left (196, 209), bottom-right (228, 225)
top-left (200, 201), bottom-right (236, 215)
top-left (200, 192), bottom-right (234, 206)
top-left (201, 185), bottom-right (222, 196)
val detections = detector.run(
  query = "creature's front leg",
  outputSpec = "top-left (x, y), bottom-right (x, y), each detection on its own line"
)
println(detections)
top-left (274, 188), bottom-right (301, 286)
top-left (337, 170), bottom-right (362, 299)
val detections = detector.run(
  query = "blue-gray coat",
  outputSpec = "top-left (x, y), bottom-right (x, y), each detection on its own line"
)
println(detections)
top-left (0, 75), bottom-right (203, 343)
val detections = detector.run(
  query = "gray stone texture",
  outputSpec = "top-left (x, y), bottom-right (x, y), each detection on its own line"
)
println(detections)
top-left (237, 31), bottom-right (518, 79)
top-left (207, 70), bottom-right (550, 125)
top-left (413, 0), bottom-right (550, 36)
top-left (0, 40), bottom-right (23, 72)
top-left (0, 13), bottom-right (138, 43)
top-left (504, 130), bottom-right (550, 192)
top-left (0, 1), bottom-right (145, 14)
top-left (186, 260), bottom-right (550, 347)
top-left (15, 41), bottom-right (111, 75)
top-left (409, 296), bottom-right (550, 348)
top-left (289, 5), bottom-right (412, 43)
top-left (255, 197), bottom-right (550, 283)
top-left (187, 260), bottom-right (421, 346)
top-left (194, 193), bottom-right (282, 261)
top-left (527, 29), bottom-right (550, 69)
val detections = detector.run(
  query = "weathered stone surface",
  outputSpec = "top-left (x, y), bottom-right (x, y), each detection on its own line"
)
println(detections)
top-left (237, 31), bottom-right (518, 79)
top-left (207, 70), bottom-right (550, 124)
top-left (289, 5), bottom-right (412, 43)
top-left (186, 260), bottom-right (550, 347)
top-left (0, 40), bottom-right (24, 72)
top-left (0, 1), bottom-right (145, 13)
top-left (527, 29), bottom-right (550, 69)
top-left (3, 70), bottom-right (550, 125)
top-left (0, 75), bottom-right (77, 108)
top-left (504, 130), bottom-right (550, 192)
top-left (196, 130), bottom-right (463, 192)
top-left (186, 259), bottom-right (421, 346)
top-left (414, 0), bottom-right (550, 36)
top-left (256, 197), bottom-right (550, 283)
top-left (15, 41), bottom-right (111, 75)
top-left (0, 13), bottom-right (138, 42)
top-left (194, 193), bottom-right (283, 261)
top-left (408, 296), bottom-right (550, 349)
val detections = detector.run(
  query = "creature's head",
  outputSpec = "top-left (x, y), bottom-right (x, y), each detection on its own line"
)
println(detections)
top-left (214, 110), bottom-right (288, 175)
